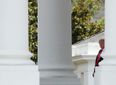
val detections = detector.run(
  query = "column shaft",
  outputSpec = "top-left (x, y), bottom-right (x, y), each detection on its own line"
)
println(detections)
top-left (0, 1), bottom-right (39, 85)
top-left (39, 0), bottom-right (80, 85)
top-left (105, 0), bottom-right (116, 55)
top-left (39, 0), bottom-right (73, 76)
top-left (0, 0), bottom-right (34, 65)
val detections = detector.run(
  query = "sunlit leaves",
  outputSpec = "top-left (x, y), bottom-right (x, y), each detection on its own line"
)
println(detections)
top-left (72, 0), bottom-right (104, 44)
top-left (28, 0), bottom-right (38, 63)
top-left (28, 0), bottom-right (105, 63)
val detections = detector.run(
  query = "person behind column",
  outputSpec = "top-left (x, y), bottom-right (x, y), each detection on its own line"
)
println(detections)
top-left (93, 39), bottom-right (104, 77)
top-left (99, 39), bottom-right (104, 49)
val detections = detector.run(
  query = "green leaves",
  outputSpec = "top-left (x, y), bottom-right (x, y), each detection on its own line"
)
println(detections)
top-left (28, 0), bottom-right (105, 63)
top-left (28, 0), bottom-right (38, 63)
top-left (72, 0), bottom-right (104, 44)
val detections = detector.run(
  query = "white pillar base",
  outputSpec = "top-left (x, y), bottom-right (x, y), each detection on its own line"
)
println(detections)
top-left (40, 76), bottom-right (80, 85)
top-left (0, 50), bottom-right (34, 65)
top-left (95, 66), bottom-right (116, 85)
top-left (39, 68), bottom-right (81, 85)
top-left (0, 65), bottom-right (39, 85)
top-left (95, 56), bottom-right (116, 85)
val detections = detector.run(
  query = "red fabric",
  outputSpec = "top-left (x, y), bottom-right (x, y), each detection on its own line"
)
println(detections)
top-left (95, 49), bottom-right (103, 66)
top-left (93, 49), bottom-right (104, 77)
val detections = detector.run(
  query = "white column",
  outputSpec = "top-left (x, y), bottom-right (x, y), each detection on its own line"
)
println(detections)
top-left (0, 0), bottom-right (34, 65)
top-left (95, 0), bottom-right (116, 85)
top-left (0, 0), bottom-right (39, 85)
top-left (39, 0), bottom-right (80, 85)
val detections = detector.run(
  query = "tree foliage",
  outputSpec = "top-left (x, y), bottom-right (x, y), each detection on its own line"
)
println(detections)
top-left (72, 0), bottom-right (104, 44)
top-left (28, 0), bottom-right (105, 63)
top-left (28, 0), bottom-right (38, 63)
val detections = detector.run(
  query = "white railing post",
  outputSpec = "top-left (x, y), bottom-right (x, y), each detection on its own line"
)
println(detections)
top-left (95, 0), bottom-right (116, 85)
top-left (38, 0), bottom-right (81, 85)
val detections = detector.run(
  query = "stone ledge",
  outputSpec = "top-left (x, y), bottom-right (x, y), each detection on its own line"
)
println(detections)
top-left (40, 76), bottom-right (81, 85)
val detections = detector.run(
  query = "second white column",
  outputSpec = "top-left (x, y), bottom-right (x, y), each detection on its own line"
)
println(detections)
top-left (39, 0), bottom-right (80, 85)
